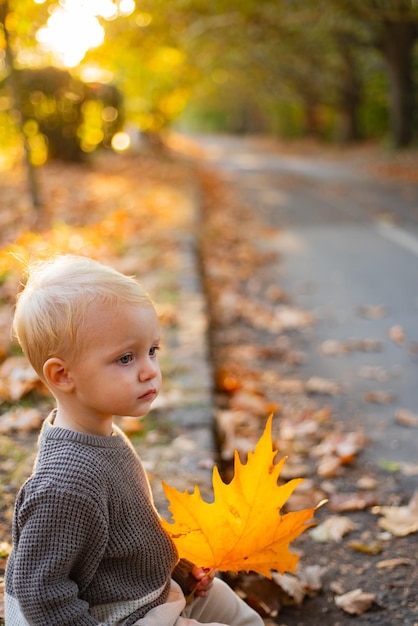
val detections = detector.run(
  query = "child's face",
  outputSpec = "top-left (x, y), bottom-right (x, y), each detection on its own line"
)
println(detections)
top-left (65, 303), bottom-right (162, 423)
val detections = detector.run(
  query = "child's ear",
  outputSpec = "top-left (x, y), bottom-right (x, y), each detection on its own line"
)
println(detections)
top-left (43, 358), bottom-right (74, 392)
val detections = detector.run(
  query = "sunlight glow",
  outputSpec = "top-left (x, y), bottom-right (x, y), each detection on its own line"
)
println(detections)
top-left (111, 132), bottom-right (131, 152)
top-left (119, 0), bottom-right (135, 16)
top-left (36, 6), bottom-right (104, 67)
top-left (80, 65), bottom-right (114, 83)
top-left (35, 0), bottom-right (135, 68)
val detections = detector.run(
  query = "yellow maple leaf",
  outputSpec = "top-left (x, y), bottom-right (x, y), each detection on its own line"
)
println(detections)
top-left (161, 415), bottom-right (323, 578)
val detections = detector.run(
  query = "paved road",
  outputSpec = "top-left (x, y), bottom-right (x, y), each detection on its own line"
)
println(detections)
top-left (194, 135), bottom-right (418, 487)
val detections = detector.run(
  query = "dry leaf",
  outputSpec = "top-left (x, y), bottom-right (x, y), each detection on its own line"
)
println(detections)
top-left (347, 540), bottom-right (383, 555)
top-left (358, 365), bottom-right (388, 381)
top-left (271, 572), bottom-right (306, 605)
top-left (305, 376), bottom-right (342, 395)
top-left (364, 390), bottom-right (394, 404)
top-left (356, 475), bottom-right (378, 490)
top-left (376, 557), bottom-right (413, 570)
top-left (395, 409), bottom-right (418, 427)
top-left (319, 339), bottom-right (349, 356)
top-left (227, 573), bottom-right (281, 617)
top-left (117, 416), bottom-right (145, 435)
top-left (275, 379), bottom-right (305, 395)
top-left (229, 389), bottom-right (272, 416)
top-left (215, 410), bottom-right (260, 461)
top-left (357, 305), bottom-right (387, 319)
top-left (0, 306), bottom-right (13, 359)
top-left (317, 456), bottom-right (342, 478)
top-left (298, 564), bottom-right (325, 594)
top-left (0, 355), bottom-right (42, 401)
top-left (310, 516), bottom-right (355, 543)
top-left (0, 407), bottom-right (44, 433)
top-left (353, 339), bottom-right (382, 352)
top-left (389, 324), bottom-right (405, 344)
top-left (376, 491), bottom-right (418, 536)
top-left (328, 491), bottom-right (378, 513)
top-left (314, 430), bottom-right (367, 477)
top-left (320, 339), bottom-right (382, 355)
top-left (334, 588), bottom-right (376, 615)
top-left (161, 415), bottom-right (322, 577)
top-left (273, 306), bottom-right (314, 331)
top-left (398, 462), bottom-right (418, 476)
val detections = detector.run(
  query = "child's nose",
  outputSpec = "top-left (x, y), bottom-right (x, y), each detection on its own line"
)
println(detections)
top-left (139, 358), bottom-right (159, 381)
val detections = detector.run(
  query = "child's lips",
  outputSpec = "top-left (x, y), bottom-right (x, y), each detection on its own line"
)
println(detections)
top-left (139, 388), bottom-right (157, 401)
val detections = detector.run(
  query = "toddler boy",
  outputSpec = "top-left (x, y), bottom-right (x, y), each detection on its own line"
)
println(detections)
top-left (5, 255), bottom-right (263, 626)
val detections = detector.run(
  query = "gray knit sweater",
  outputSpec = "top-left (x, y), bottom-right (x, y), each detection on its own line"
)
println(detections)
top-left (5, 414), bottom-right (178, 625)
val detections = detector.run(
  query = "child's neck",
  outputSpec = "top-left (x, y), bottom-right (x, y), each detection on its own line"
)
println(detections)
top-left (53, 408), bottom-right (113, 437)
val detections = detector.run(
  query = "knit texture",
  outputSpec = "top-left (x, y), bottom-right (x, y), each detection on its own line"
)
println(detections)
top-left (5, 413), bottom-right (178, 625)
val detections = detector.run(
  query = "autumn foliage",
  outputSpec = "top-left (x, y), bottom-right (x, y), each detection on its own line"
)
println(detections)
top-left (161, 415), bottom-right (322, 578)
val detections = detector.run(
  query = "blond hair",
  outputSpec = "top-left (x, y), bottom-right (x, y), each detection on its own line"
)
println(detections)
top-left (13, 255), bottom-right (153, 380)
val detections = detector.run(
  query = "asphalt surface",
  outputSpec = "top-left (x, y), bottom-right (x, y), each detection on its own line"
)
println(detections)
top-left (183, 135), bottom-right (418, 626)
top-left (190, 135), bottom-right (418, 490)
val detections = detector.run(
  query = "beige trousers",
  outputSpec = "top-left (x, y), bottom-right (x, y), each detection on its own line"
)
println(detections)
top-left (182, 578), bottom-right (264, 626)
top-left (134, 579), bottom-right (264, 626)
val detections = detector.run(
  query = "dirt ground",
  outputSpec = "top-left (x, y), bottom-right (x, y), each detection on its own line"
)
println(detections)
top-left (1, 141), bottom-right (417, 625)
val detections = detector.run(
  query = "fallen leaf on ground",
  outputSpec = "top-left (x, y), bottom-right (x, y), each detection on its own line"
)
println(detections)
top-left (275, 379), bottom-right (305, 394)
top-left (316, 456), bottom-right (343, 478)
top-left (229, 389), bottom-right (273, 416)
top-left (215, 409), bottom-right (260, 461)
top-left (285, 480), bottom-right (327, 511)
top-left (395, 409), bottom-right (418, 427)
top-left (346, 539), bottom-right (383, 555)
top-left (319, 339), bottom-right (350, 356)
top-left (0, 305), bottom-right (13, 359)
top-left (0, 407), bottom-right (44, 433)
top-left (376, 490), bottom-right (418, 536)
top-left (272, 566), bottom-right (325, 605)
top-left (0, 355), bottom-right (46, 402)
top-left (273, 306), bottom-right (314, 331)
top-left (364, 390), bottom-right (394, 404)
top-left (376, 557), bottom-right (413, 569)
top-left (356, 475), bottom-right (378, 490)
top-left (161, 415), bottom-right (323, 577)
top-left (216, 368), bottom-right (243, 393)
top-left (225, 573), bottom-right (281, 617)
top-left (389, 324), bottom-right (405, 344)
top-left (356, 304), bottom-right (387, 319)
top-left (328, 491), bottom-right (378, 513)
top-left (313, 431), bottom-right (367, 467)
top-left (305, 376), bottom-right (342, 395)
top-left (334, 588), bottom-right (377, 615)
top-left (117, 416), bottom-right (145, 434)
top-left (398, 462), bottom-right (418, 476)
top-left (358, 365), bottom-right (388, 381)
top-left (310, 516), bottom-right (355, 543)
top-left (298, 564), bottom-right (325, 594)
top-left (320, 339), bottom-right (382, 355)
top-left (271, 572), bottom-right (306, 605)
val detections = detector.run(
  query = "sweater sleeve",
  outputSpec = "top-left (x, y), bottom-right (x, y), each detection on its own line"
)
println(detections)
top-left (11, 486), bottom-right (109, 626)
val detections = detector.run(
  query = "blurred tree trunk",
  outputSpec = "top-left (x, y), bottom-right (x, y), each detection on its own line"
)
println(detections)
top-left (335, 33), bottom-right (362, 143)
top-left (0, 0), bottom-right (42, 210)
top-left (303, 100), bottom-right (321, 137)
top-left (378, 19), bottom-right (417, 147)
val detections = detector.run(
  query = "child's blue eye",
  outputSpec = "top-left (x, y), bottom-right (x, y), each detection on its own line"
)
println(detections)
top-left (118, 354), bottom-right (133, 365)
top-left (149, 346), bottom-right (160, 357)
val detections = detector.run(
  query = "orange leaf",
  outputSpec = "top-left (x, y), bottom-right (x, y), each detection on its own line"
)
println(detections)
top-left (161, 415), bottom-right (322, 578)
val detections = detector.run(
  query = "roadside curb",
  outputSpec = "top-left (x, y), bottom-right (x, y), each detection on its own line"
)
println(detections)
top-left (134, 164), bottom-right (216, 516)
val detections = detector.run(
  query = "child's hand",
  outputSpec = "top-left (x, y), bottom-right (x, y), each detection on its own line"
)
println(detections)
top-left (190, 565), bottom-right (218, 598)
